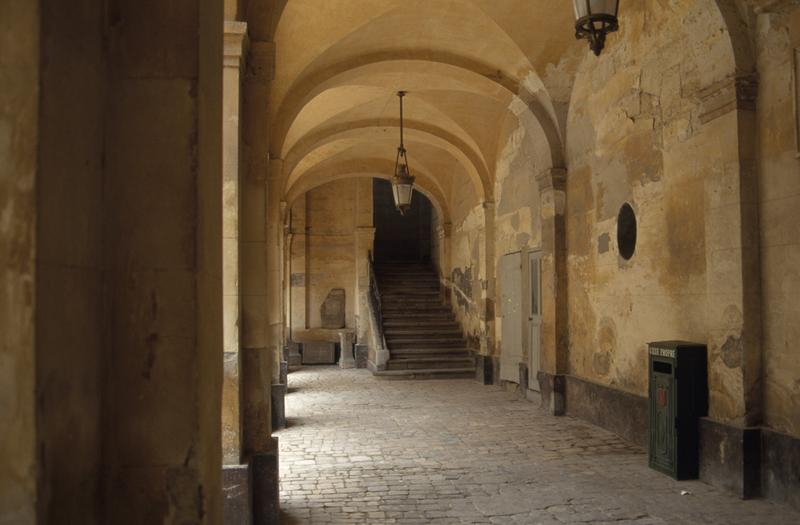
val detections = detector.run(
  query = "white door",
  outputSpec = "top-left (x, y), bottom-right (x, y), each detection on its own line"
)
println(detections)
top-left (528, 251), bottom-right (542, 391)
top-left (499, 252), bottom-right (523, 383)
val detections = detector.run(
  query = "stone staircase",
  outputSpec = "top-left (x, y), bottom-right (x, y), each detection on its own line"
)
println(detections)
top-left (373, 262), bottom-right (475, 380)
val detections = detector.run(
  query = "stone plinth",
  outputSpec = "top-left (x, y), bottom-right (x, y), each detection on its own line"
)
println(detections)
top-left (223, 464), bottom-right (252, 525)
top-left (355, 344), bottom-right (369, 369)
top-left (339, 331), bottom-right (356, 369)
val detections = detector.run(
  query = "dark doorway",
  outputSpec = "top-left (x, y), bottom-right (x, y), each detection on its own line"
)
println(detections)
top-left (373, 179), bottom-right (432, 263)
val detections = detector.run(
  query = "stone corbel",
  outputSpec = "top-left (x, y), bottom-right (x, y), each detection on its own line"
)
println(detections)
top-left (223, 21), bottom-right (248, 69)
top-left (698, 74), bottom-right (758, 124)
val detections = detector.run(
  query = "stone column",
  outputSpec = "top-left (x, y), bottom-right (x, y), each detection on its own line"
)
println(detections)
top-left (699, 75), bottom-right (762, 429)
top-left (222, 19), bottom-right (247, 467)
top-left (355, 226), bottom-right (376, 344)
top-left (354, 179), bottom-right (374, 345)
top-left (481, 201), bottom-right (497, 367)
top-left (102, 0), bottom-right (224, 521)
top-left (241, 39), bottom-right (279, 524)
top-left (289, 195), bottom-right (308, 341)
top-left (267, 160), bottom-right (285, 384)
top-left (535, 168), bottom-right (568, 415)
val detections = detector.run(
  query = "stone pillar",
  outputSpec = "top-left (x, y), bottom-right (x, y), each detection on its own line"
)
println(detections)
top-left (699, 76), bottom-right (762, 429)
top-left (222, 19), bottom-right (247, 467)
top-left (535, 168), bottom-right (568, 415)
top-left (289, 195), bottom-right (308, 340)
top-left (355, 226), bottom-right (376, 344)
top-left (339, 331), bottom-right (356, 369)
top-left (481, 201), bottom-right (497, 357)
top-left (102, 0), bottom-right (224, 522)
top-left (241, 39), bottom-right (278, 524)
top-left (0, 1), bottom-right (38, 520)
top-left (436, 222), bottom-right (452, 302)
top-left (267, 160), bottom-right (285, 384)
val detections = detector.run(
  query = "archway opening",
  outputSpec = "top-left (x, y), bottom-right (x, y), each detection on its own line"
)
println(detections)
top-left (372, 179), bottom-right (433, 264)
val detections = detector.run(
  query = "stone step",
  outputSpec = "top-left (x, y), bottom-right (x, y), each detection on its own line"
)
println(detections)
top-left (381, 305), bottom-right (452, 313)
top-left (383, 321), bottom-right (460, 329)
top-left (389, 347), bottom-right (472, 358)
top-left (373, 368), bottom-right (476, 380)
top-left (386, 357), bottom-right (475, 370)
top-left (384, 328), bottom-right (463, 337)
top-left (388, 339), bottom-right (467, 349)
top-left (381, 312), bottom-right (454, 320)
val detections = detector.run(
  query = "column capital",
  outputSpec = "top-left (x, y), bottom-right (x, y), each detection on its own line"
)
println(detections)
top-left (356, 226), bottom-right (376, 241)
top-left (699, 74), bottom-right (758, 124)
top-left (246, 41), bottom-right (276, 83)
top-left (224, 21), bottom-right (248, 69)
top-left (536, 167), bottom-right (566, 191)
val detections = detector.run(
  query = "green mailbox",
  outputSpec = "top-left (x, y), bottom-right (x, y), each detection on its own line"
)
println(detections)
top-left (648, 341), bottom-right (708, 480)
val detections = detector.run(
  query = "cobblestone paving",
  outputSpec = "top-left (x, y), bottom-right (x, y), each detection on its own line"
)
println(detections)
top-left (277, 367), bottom-right (800, 524)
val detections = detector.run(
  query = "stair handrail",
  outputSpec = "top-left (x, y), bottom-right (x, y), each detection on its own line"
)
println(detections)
top-left (366, 251), bottom-right (389, 369)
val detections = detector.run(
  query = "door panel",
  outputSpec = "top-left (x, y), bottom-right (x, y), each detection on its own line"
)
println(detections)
top-left (528, 252), bottom-right (542, 391)
top-left (500, 252), bottom-right (522, 383)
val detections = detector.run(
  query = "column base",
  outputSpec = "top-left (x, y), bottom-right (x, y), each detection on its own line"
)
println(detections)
top-left (271, 383), bottom-right (287, 430)
top-left (286, 342), bottom-right (302, 369)
top-left (474, 354), bottom-right (495, 385)
top-left (537, 371), bottom-right (566, 417)
top-left (279, 360), bottom-right (288, 386)
top-left (518, 363), bottom-right (529, 393)
top-left (699, 418), bottom-right (761, 499)
top-left (223, 464), bottom-right (252, 525)
top-left (251, 444), bottom-right (280, 525)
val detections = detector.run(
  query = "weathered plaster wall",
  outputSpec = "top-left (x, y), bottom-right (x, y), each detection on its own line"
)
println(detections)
top-left (449, 177), bottom-right (483, 347)
top-left (756, 5), bottom-right (800, 438)
top-left (0, 1), bottom-right (38, 521)
top-left (565, 1), bottom-right (736, 397)
top-left (289, 179), bottom-right (372, 337)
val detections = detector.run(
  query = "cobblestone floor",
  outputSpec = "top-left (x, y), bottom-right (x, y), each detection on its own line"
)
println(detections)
top-left (276, 367), bottom-right (800, 524)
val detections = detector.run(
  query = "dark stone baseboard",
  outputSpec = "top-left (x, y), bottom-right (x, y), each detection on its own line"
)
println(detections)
top-left (564, 375), bottom-right (648, 449)
top-left (536, 371), bottom-right (566, 416)
top-left (223, 464), bottom-right (252, 525)
top-left (527, 373), bottom-right (800, 509)
top-left (271, 383), bottom-right (287, 430)
top-left (251, 446), bottom-right (280, 525)
top-left (761, 427), bottom-right (800, 510)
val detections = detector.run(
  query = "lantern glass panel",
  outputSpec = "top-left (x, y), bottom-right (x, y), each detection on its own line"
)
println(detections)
top-left (573, 0), bottom-right (618, 19)
top-left (392, 182), bottom-right (414, 209)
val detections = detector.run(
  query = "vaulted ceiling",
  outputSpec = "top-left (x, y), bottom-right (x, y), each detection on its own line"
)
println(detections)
top-left (271, 0), bottom-right (584, 217)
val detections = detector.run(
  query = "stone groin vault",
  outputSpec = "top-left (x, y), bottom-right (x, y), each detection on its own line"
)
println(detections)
top-left (1, 0), bottom-right (799, 523)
